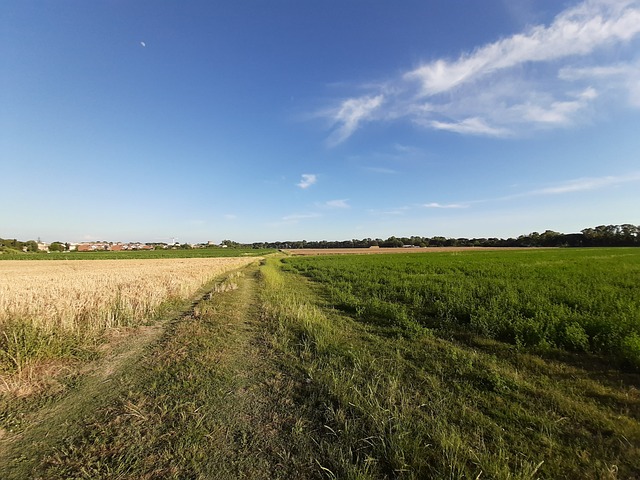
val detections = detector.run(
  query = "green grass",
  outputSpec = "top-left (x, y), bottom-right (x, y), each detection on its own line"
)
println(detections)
top-left (282, 248), bottom-right (640, 368)
top-left (0, 247), bottom-right (275, 260)
top-left (259, 253), bottom-right (640, 478)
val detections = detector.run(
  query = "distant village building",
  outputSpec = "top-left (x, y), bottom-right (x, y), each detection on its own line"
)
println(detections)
top-left (77, 242), bottom-right (107, 251)
top-left (76, 242), bottom-right (153, 252)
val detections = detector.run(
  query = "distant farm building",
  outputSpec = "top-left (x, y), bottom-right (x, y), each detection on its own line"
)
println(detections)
top-left (77, 242), bottom-right (153, 252)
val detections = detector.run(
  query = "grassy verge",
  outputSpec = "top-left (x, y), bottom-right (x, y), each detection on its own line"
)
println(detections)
top-left (259, 257), bottom-right (640, 479)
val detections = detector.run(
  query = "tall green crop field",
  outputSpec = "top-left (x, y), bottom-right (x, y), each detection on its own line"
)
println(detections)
top-left (266, 251), bottom-right (640, 478)
top-left (282, 248), bottom-right (640, 368)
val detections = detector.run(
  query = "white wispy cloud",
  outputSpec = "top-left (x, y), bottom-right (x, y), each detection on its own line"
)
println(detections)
top-left (428, 117), bottom-right (511, 136)
top-left (422, 202), bottom-right (468, 209)
top-left (319, 0), bottom-right (640, 141)
top-left (417, 172), bottom-right (640, 210)
top-left (393, 143), bottom-right (421, 154)
top-left (559, 61), bottom-right (640, 106)
top-left (517, 88), bottom-right (598, 125)
top-left (323, 199), bottom-right (350, 209)
top-left (364, 167), bottom-right (398, 174)
top-left (325, 94), bottom-right (384, 146)
top-left (281, 213), bottom-right (321, 222)
top-left (367, 206), bottom-right (410, 216)
top-left (462, 172), bottom-right (640, 205)
top-left (529, 172), bottom-right (640, 195)
top-left (404, 1), bottom-right (640, 96)
top-left (359, 144), bottom-right (428, 173)
top-left (297, 173), bottom-right (317, 189)
top-left (266, 212), bottom-right (322, 229)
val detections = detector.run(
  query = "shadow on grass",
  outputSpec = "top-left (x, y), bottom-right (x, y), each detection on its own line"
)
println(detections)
top-left (449, 331), bottom-right (640, 421)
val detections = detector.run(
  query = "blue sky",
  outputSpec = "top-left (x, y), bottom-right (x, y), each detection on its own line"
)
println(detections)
top-left (2, 0), bottom-right (639, 243)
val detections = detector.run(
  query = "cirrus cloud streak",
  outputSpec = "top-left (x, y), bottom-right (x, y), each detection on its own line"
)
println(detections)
top-left (320, 0), bottom-right (640, 142)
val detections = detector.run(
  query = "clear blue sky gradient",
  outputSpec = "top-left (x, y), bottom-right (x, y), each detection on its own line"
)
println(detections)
top-left (2, 1), bottom-right (639, 243)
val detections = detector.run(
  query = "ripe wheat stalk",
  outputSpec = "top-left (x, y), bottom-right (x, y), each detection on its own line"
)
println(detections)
top-left (0, 257), bottom-right (256, 334)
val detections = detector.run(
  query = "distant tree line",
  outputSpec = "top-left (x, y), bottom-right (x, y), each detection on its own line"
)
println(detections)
top-left (245, 224), bottom-right (640, 250)
top-left (2, 224), bottom-right (639, 254)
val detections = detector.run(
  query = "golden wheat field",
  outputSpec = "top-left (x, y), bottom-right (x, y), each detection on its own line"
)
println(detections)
top-left (0, 257), bottom-right (257, 335)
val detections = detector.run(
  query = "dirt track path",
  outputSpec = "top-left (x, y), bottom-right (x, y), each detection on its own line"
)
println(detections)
top-left (1, 264), bottom-right (321, 479)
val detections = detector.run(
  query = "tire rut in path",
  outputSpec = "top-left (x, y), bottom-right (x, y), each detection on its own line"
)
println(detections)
top-left (185, 266), bottom-right (321, 479)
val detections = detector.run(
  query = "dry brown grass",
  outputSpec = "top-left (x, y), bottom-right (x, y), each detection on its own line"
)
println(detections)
top-left (0, 257), bottom-right (256, 334)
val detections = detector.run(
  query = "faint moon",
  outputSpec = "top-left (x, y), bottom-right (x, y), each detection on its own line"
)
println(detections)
top-left (140, 41), bottom-right (146, 47)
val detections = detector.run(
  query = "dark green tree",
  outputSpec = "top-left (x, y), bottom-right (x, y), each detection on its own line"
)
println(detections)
top-left (49, 242), bottom-right (65, 252)
top-left (25, 240), bottom-right (39, 252)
